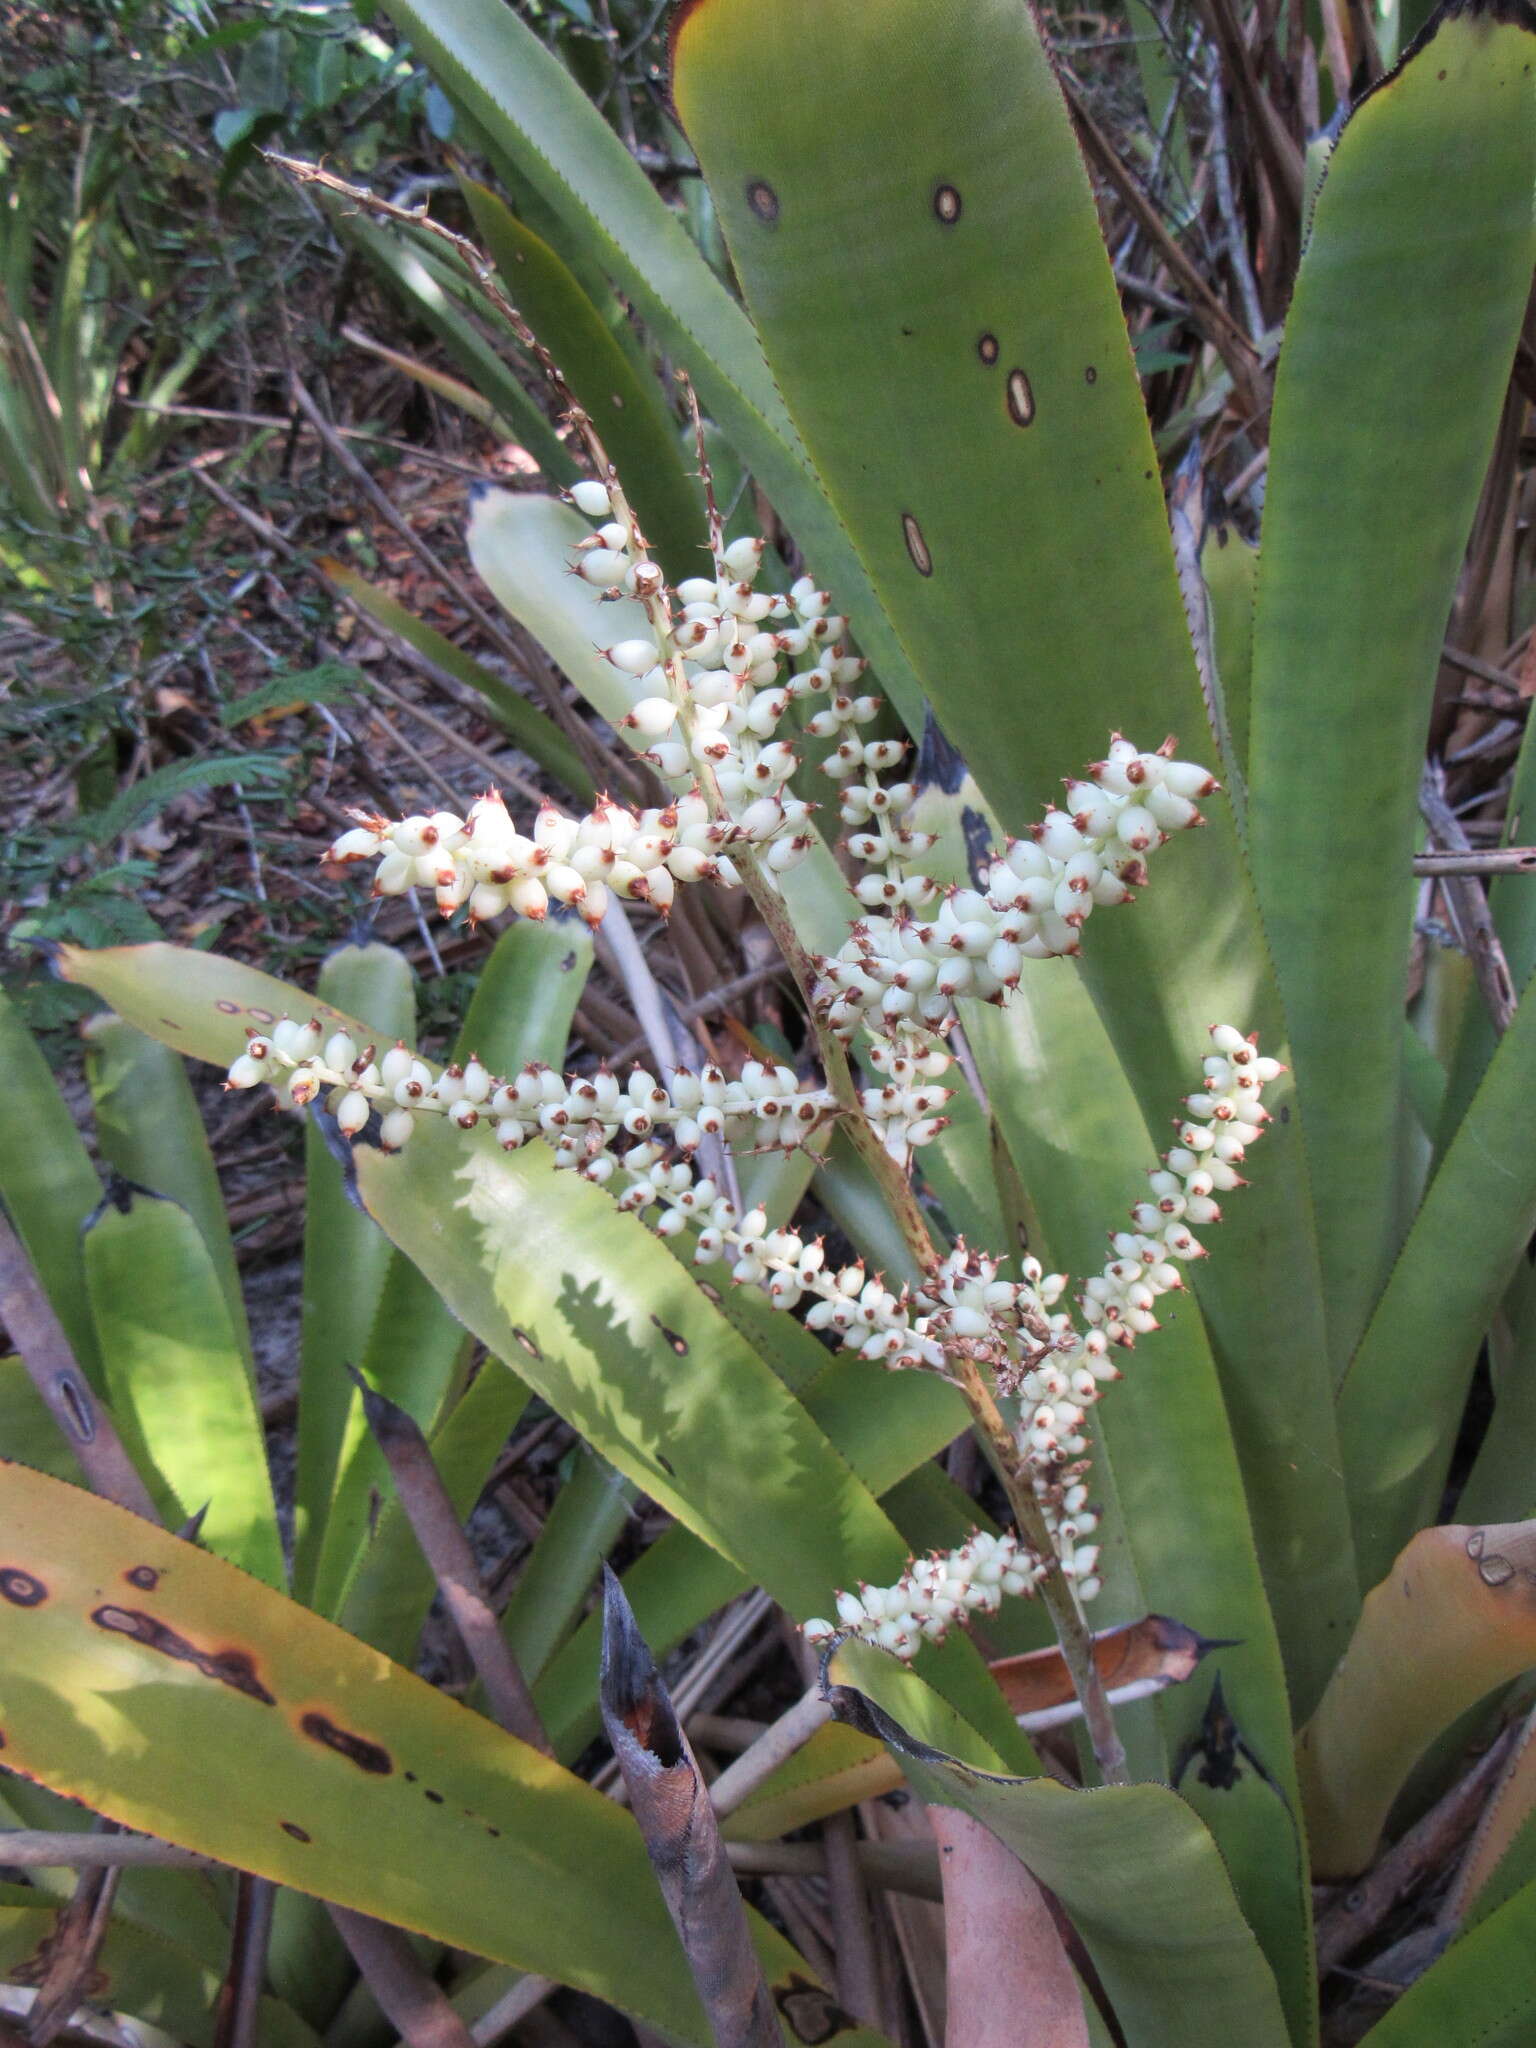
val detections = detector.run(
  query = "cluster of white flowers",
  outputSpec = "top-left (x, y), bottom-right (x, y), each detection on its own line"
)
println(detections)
top-left (225, 1022), bottom-right (834, 1182)
top-left (324, 788), bottom-right (739, 928)
top-left (794, 1024), bottom-right (1280, 1657)
top-left (319, 457), bottom-right (1216, 1177)
top-left (801, 1530), bottom-right (1049, 1662)
top-left (292, 452), bottom-right (1268, 1674)
top-left (813, 739), bottom-right (1216, 1047)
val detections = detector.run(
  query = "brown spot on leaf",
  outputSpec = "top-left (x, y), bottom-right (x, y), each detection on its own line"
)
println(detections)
top-left (1085, 365), bottom-right (1098, 384)
top-left (300, 1712), bottom-right (393, 1775)
top-left (656, 1453), bottom-right (676, 1478)
top-left (248, 1009), bottom-right (275, 1026)
top-left (512, 1328), bottom-right (541, 1359)
top-left (0, 1570), bottom-right (47, 1608)
top-left (977, 333), bottom-right (999, 365)
top-left (650, 1316), bottom-right (689, 1356)
top-left (90, 1607), bottom-right (276, 1704)
top-left (745, 179), bottom-right (780, 225)
top-left (933, 183), bottom-right (962, 225)
top-left (280, 1822), bottom-right (312, 1843)
top-left (216, 1000), bottom-right (241, 1014)
top-left (902, 513), bottom-right (933, 577)
top-left (124, 1566), bottom-right (160, 1592)
top-left (1006, 369), bottom-right (1036, 426)
top-left (424, 1789), bottom-right (444, 1804)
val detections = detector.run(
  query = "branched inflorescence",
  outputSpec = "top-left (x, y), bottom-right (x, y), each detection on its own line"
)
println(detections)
top-left (801, 1025), bottom-right (1281, 1656)
top-left (223, 457), bottom-right (1263, 1666)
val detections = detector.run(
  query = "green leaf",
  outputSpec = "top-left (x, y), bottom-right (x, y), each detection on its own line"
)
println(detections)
top-left (967, 970), bottom-right (1317, 2041)
top-left (312, 920), bottom-right (591, 1622)
top-left (0, 1463), bottom-right (886, 2048)
top-left (294, 942), bottom-right (416, 1603)
top-left (833, 1682), bottom-right (1292, 2048)
top-left (1338, 969), bottom-right (1536, 1587)
top-left (672, 0), bottom-right (1351, 1695)
top-left (83, 1013), bottom-right (250, 1360)
top-left (83, 1187), bottom-right (284, 1588)
top-left (351, 1119), bottom-right (1028, 1768)
top-left (318, 557), bottom-right (595, 804)
top-left (1245, 1), bottom-right (1536, 1369)
top-left (380, 0), bottom-right (929, 725)
top-left (457, 176), bottom-right (703, 579)
top-left (0, 986), bottom-right (103, 1383)
top-left (1348, 1879), bottom-right (1536, 2045)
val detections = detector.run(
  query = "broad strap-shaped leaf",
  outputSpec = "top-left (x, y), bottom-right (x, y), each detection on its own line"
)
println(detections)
top-left (1246, 0), bottom-right (1536, 1369)
top-left (349, 1121), bottom-right (1030, 1768)
top-left (829, 1682), bottom-right (1292, 2048)
top-left (0, 988), bottom-right (103, 1383)
top-left (1354, 1876), bottom-right (1536, 2047)
top-left (671, 0), bottom-right (1210, 789)
top-left (671, 0), bottom-right (1347, 1685)
top-left (967, 973), bottom-right (1318, 2042)
top-left (83, 1187), bottom-right (284, 1588)
top-left (83, 1014), bottom-right (250, 1359)
top-left (381, 0), bottom-right (929, 724)
top-left (294, 942), bottom-right (416, 1602)
top-left (1296, 1519), bottom-right (1536, 1879)
top-left (311, 920), bottom-right (591, 1623)
top-left (1338, 968), bottom-right (1536, 1587)
top-left (0, 1464), bottom-right (885, 2048)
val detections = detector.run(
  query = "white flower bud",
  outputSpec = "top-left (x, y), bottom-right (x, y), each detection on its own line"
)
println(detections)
top-left (605, 638), bottom-right (660, 677)
top-left (570, 480), bottom-right (613, 518)
top-left (625, 696), bottom-right (680, 738)
top-left (335, 1089), bottom-right (370, 1136)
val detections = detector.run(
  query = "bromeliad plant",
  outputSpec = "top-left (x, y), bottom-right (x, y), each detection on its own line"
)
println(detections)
top-left (221, 440), bottom-right (1260, 1745)
top-left (4, 0), bottom-right (1536, 2044)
